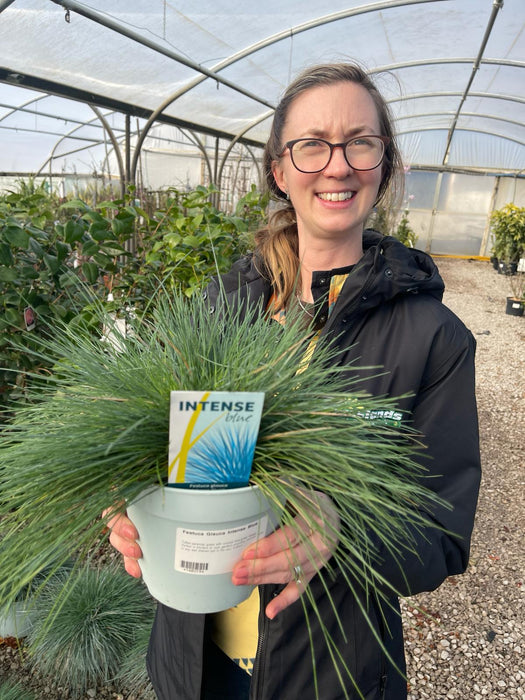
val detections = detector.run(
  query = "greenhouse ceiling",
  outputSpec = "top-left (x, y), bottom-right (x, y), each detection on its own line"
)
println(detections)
top-left (0, 0), bottom-right (524, 182)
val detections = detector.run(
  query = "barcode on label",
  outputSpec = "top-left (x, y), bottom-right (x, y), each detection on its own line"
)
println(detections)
top-left (180, 560), bottom-right (209, 573)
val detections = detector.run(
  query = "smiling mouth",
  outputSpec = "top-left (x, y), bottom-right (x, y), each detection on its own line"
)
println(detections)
top-left (317, 191), bottom-right (355, 202)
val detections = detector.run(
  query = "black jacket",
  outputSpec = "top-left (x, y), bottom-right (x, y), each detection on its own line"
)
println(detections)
top-left (147, 231), bottom-right (481, 700)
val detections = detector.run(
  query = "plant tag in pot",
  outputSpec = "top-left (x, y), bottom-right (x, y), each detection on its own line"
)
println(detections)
top-left (168, 391), bottom-right (265, 488)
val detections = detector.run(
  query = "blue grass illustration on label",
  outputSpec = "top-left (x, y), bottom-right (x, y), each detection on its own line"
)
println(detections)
top-left (168, 391), bottom-right (265, 488)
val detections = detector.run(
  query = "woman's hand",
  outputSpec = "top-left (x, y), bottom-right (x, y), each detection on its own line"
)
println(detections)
top-left (103, 508), bottom-right (143, 579)
top-left (231, 491), bottom-right (340, 619)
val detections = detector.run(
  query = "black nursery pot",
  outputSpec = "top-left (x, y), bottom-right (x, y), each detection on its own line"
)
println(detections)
top-left (506, 297), bottom-right (524, 317)
top-left (490, 256), bottom-right (499, 270)
top-left (498, 261), bottom-right (518, 276)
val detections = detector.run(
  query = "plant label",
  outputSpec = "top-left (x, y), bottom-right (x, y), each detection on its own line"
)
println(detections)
top-left (168, 391), bottom-right (265, 488)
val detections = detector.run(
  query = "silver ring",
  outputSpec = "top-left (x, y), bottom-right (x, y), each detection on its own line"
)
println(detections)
top-left (293, 564), bottom-right (303, 584)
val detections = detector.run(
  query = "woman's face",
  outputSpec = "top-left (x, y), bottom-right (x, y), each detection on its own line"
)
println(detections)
top-left (272, 81), bottom-right (384, 248)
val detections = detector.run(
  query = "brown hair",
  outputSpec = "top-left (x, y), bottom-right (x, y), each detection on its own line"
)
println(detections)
top-left (255, 62), bottom-right (404, 310)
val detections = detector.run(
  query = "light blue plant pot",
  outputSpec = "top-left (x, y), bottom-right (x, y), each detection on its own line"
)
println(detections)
top-left (128, 485), bottom-right (283, 613)
top-left (0, 602), bottom-right (33, 638)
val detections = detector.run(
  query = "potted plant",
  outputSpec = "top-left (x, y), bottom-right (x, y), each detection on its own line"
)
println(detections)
top-left (490, 203), bottom-right (525, 275)
top-left (506, 271), bottom-right (525, 316)
top-left (26, 561), bottom-right (154, 696)
top-left (0, 562), bottom-right (68, 639)
top-left (0, 291), bottom-right (446, 697)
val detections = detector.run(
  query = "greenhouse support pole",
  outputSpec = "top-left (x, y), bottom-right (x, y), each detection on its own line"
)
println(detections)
top-left (442, 0), bottom-right (504, 165)
top-left (0, 0), bottom-right (16, 13)
top-left (48, 0), bottom-right (275, 188)
top-left (90, 106), bottom-right (126, 199)
top-left (213, 138), bottom-right (220, 207)
top-left (187, 130), bottom-right (214, 187)
top-left (426, 172), bottom-right (444, 253)
top-left (125, 114), bottom-right (131, 187)
top-left (217, 110), bottom-right (273, 192)
top-left (480, 176), bottom-right (500, 257)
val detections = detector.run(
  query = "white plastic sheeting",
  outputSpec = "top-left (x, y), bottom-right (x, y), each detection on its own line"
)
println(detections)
top-left (0, 0), bottom-right (523, 183)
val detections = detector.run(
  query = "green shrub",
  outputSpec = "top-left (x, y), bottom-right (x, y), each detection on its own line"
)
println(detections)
top-left (0, 185), bottom-right (135, 412)
top-left (394, 209), bottom-right (418, 248)
top-left (366, 202), bottom-right (395, 236)
top-left (0, 182), bottom-right (266, 415)
top-left (490, 202), bottom-right (525, 263)
top-left (27, 563), bottom-right (155, 697)
top-left (142, 184), bottom-right (259, 298)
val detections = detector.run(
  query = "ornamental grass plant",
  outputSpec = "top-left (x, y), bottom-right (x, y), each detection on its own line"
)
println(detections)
top-left (26, 562), bottom-right (154, 697)
top-left (113, 616), bottom-right (156, 698)
top-left (0, 290), bottom-right (449, 698)
top-left (0, 680), bottom-right (36, 700)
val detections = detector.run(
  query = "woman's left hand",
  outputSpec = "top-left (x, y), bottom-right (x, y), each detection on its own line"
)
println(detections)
top-left (231, 491), bottom-right (340, 619)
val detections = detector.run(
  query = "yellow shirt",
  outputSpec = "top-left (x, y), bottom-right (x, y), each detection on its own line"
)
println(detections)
top-left (210, 587), bottom-right (259, 675)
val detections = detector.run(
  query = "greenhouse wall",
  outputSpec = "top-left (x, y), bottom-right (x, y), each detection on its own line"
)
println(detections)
top-left (404, 171), bottom-right (525, 257)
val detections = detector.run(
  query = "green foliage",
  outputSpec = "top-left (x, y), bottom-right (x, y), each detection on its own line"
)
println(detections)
top-left (0, 184), bottom-right (135, 411)
top-left (143, 184), bottom-right (257, 298)
top-left (114, 615), bottom-right (156, 698)
top-left (0, 182), bottom-right (265, 414)
top-left (366, 202), bottom-right (395, 236)
top-left (490, 203), bottom-right (525, 263)
top-left (367, 204), bottom-right (418, 249)
top-left (0, 680), bottom-right (36, 700)
top-left (234, 183), bottom-right (270, 235)
top-left (394, 209), bottom-right (418, 248)
top-left (0, 290), bottom-right (448, 698)
top-left (27, 563), bottom-right (154, 697)
top-left (509, 272), bottom-right (525, 301)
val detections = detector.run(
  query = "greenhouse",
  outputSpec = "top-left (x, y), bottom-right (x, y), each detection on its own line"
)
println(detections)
top-left (1, 3), bottom-right (524, 700)
top-left (1, 0), bottom-right (524, 255)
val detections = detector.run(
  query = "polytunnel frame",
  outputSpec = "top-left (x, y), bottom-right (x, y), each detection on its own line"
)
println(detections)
top-left (0, 0), bottom-right (522, 223)
top-left (45, 0), bottom-right (459, 191)
top-left (0, 93), bottom-right (120, 179)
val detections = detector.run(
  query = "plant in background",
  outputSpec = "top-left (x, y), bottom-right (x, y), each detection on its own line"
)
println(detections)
top-left (114, 616), bottom-right (156, 698)
top-left (0, 184), bottom-right (136, 412)
top-left (0, 680), bottom-right (36, 700)
top-left (394, 209), bottom-right (418, 248)
top-left (26, 562), bottom-right (154, 697)
top-left (508, 271), bottom-right (525, 302)
top-left (142, 184), bottom-right (256, 298)
top-left (0, 290), bottom-right (449, 698)
top-left (366, 202), bottom-right (395, 236)
top-left (366, 202), bottom-right (418, 249)
top-left (490, 203), bottom-right (525, 267)
top-left (234, 183), bottom-right (269, 236)
top-left (0, 183), bottom-right (265, 415)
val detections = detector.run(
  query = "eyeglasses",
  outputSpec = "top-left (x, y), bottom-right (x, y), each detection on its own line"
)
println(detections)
top-left (280, 135), bottom-right (389, 174)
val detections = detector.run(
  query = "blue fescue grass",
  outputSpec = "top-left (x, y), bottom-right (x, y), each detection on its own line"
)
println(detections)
top-left (0, 680), bottom-right (36, 700)
top-left (26, 562), bottom-right (154, 697)
top-left (0, 289), bottom-right (450, 699)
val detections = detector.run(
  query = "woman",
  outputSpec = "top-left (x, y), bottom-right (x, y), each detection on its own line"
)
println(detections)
top-left (108, 63), bottom-right (480, 700)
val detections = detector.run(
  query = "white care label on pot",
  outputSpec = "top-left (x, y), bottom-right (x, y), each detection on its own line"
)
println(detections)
top-left (174, 515), bottom-right (269, 575)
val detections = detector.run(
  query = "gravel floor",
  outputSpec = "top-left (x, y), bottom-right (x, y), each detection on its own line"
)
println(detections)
top-left (402, 258), bottom-right (524, 700)
top-left (1, 258), bottom-right (523, 699)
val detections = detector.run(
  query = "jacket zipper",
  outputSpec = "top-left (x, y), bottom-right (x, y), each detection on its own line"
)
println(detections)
top-left (250, 585), bottom-right (273, 699)
top-left (376, 600), bottom-right (388, 699)
top-left (320, 271), bottom-right (376, 342)
top-left (379, 665), bottom-right (387, 699)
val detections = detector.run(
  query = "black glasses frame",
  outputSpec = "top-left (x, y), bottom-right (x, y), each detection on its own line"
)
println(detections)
top-left (281, 135), bottom-right (390, 173)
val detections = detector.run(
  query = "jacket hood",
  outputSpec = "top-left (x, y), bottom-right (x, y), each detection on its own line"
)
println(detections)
top-left (356, 228), bottom-right (444, 303)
